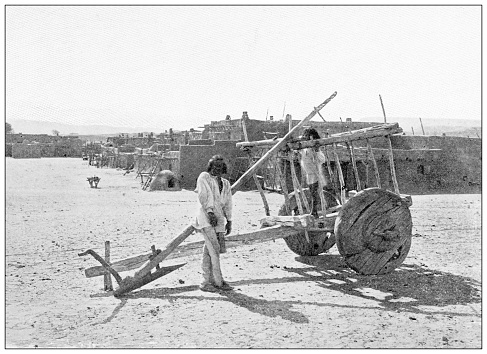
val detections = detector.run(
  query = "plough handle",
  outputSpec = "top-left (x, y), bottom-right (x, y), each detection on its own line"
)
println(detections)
top-left (78, 249), bottom-right (123, 285)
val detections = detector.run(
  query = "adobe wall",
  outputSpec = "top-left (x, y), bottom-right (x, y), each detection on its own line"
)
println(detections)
top-left (12, 144), bottom-right (42, 159)
top-left (389, 136), bottom-right (481, 194)
top-left (178, 135), bottom-right (481, 194)
top-left (188, 139), bottom-right (213, 146)
top-left (7, 138), bottom-right (83, 158)
top-left (243, 119), bottom-right (382, 142)
top-left (302, 135), bottom-right (481, 195)
top-left (179, 140), bottom-right (250, 190)
top-left (116, 154), bottom-right (135, 170)
top-left (328, 136), bottom-right (481, 195)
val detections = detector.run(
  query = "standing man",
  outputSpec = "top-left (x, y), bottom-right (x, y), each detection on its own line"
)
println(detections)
top-left (193, 155), bottom-right (233, 292)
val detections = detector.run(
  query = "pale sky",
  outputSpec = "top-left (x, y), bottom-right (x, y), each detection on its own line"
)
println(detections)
top-left (5, 5), bottom-right (481, 132)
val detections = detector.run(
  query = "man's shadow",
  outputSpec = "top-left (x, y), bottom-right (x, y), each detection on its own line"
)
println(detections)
top-left (110, 283), bottom-right (310, 324)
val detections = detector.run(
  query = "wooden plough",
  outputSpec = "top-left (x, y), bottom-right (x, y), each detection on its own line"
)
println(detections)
top-left (87, 176), bottom-right (101, 188)
top-left (79, 91), bottom-right (415, 296)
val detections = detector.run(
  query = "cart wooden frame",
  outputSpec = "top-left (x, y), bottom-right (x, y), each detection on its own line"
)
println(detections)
top-left (79, 91), bottom-right (414, 296)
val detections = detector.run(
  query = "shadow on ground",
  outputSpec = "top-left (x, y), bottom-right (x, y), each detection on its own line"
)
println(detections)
top-left (95, 254), bottom-right (481, 324)
top-left (290, 254), bottom-right (481, 314)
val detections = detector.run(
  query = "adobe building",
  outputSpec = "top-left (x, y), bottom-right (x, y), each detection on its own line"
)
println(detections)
top-left (177, 113), bottom-right (481, 195)
top-left (6, 133), bottom-right (84, 158)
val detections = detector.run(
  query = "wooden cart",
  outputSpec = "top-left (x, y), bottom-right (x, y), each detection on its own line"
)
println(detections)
top-left (79, 91), bottom-right (413, 296)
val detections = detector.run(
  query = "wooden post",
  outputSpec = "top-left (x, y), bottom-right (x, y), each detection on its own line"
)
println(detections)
top-left (314, 107), bottom-right (327, 123)
top-left (242, 115), bottom-right (270, 216)
top-left (379, 94), bottom-right (387, 123)
top-left (104, 241), bottom-right (113, 291)
top-left (268, 157), bottom-right (277, 191)
top-left (251, 156), bottom-right (270, 216)
top-left (151, 245), bottom-right (160, 270)
top-left (315, 150), bottom-right (328, 217)
top-left (287, 114), bottom-right (292, 132)
top-left (366, 138), bottom-right (381, 189)
top-left (289, 152), bottom-right (310, 213)
top-left (419, 117), bottom-right (425, 135)
top-left (241, 112), bottom-right (249, 141)
top-left (275, 157), bottom-right (292, 215)
top-left (346, 140), bottom-right (362, 191)
top-left (288, 152), bottom-right (310, 243)
top-left (231, 91), bottom-right (337, 193)
top-left (363, 159), bottom-right (370, 189)
top-left (322, 145), bottom-right (337, 194)
top-left (238, 123), bottom-right (403, 150)
top-left (386, 135), bottom-right (400, 195)
top-left (294, 154), bottom-right (310, 211)
top-left (300, 159), bottom-right (306, 191)
top-left (411, 126), bottom-right (415, 135)
top-left (332, 143), bottom-right (346, 205)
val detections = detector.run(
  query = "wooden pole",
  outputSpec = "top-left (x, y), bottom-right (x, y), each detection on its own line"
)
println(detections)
top-left (237, 123), bottom-right (402, 149)
top-left (288, 157), bottom-right (304, 213)
top-left (346, 140), bottom-right (362, 191)
top-left (151, 245), bottom-right (161, 270)
top-left (242, 115), bottom-right (270, 216)
top-left (268, 157), bottom-right (277, 191)
top-left (104, 241), bottom-right (113, 291)
top-left (363, 158), bottom-right (370, 189)
top-left (275, 158), bottom-right (292, 215)
top-left (332, 143), bottom-right (346, 204)
top-left (251, 159), bottom-right (270, 215)
top-left (366, 138), bottom-right (381, 189)
top-left (419, 117), bottom-right (425, 135)
top-left (231, 91), bottom-right (337, 193)
top-left (288, 153), bottom-right (310, 243)
top-left (322, 145), bottom-right (337, 194)
top-left (315, 150), bottom-right (328, 217)
top-left (289, 152), bottom-right (310, 213)
top-left (315, 107), bottom-right (327, 123)
top-left (241, 112), bottom-right (249, 141)
top-left (379, 94), bottom-right (387, 123)
top-left (411, 126), bottom-right (415, 135)
top-left (386, 135), bottom-right (400, 195)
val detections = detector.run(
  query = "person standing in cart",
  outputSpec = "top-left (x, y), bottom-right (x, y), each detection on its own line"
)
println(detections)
top-left (193, 155), bottom-right (234, 292)
top-left (299, 127), bottom-right (331, 217)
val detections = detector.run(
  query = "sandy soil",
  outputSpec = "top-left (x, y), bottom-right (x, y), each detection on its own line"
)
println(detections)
top-left (5, 158), bottom-right (481, 349)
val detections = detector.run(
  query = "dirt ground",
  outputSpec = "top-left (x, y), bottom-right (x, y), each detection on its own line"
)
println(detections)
top-left (5, 157), bottom-right (481, 349)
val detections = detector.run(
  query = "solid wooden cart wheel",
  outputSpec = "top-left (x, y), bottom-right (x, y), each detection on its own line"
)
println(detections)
top-left (334, 187), bottom-right (412, 275)
top-left (278, 190), bottom-right (336, 256)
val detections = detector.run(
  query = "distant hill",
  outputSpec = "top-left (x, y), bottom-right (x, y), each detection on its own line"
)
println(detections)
top-left (8, 116), bottom-right (481, 139)
top-left (8, 119), bottom-right (160, 136)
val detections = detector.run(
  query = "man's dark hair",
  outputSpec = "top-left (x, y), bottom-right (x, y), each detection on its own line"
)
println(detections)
top-left (302, 127), bottom-right (321, 140)
top-left (207, 155), bottom-right (228, 174)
